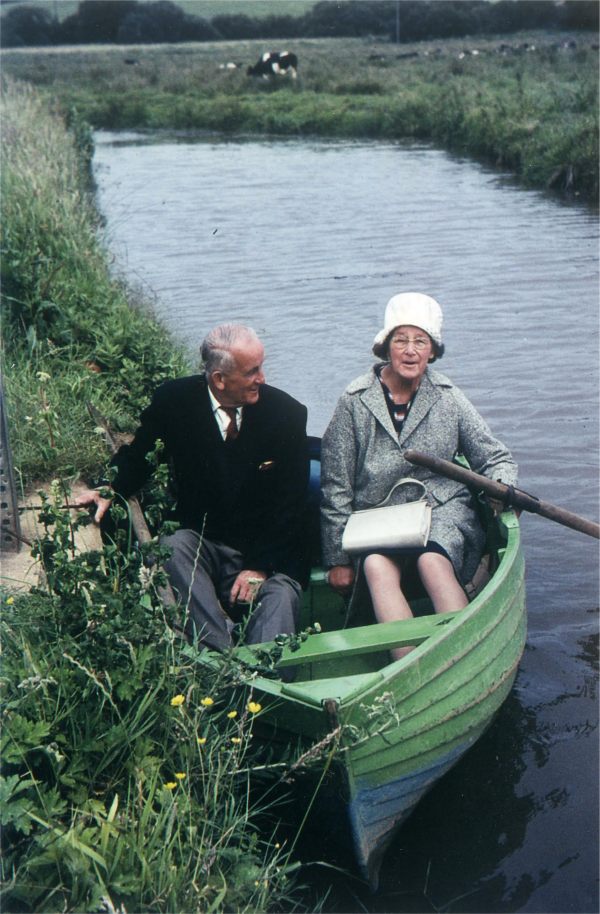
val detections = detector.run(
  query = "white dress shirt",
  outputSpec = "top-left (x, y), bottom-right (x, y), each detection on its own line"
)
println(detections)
top-left (208, 386), bottom-right (243, 440)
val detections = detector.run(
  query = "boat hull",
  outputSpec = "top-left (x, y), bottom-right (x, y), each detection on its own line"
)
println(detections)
top-left (202, 511), bottom-right (526, 887)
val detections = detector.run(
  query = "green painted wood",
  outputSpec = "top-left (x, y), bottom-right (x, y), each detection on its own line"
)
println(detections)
top-left (281, 670), bottom-right (384, 705)
top-left (194, 509), bottom-right (526, 884)
top-left (277, 612), bottom-right (461, 667)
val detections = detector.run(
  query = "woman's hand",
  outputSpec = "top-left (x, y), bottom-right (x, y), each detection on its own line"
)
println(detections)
top-left (327, 564), bottom-right (355, 594)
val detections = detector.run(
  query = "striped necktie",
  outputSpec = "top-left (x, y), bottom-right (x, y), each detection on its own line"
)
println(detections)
top-left (223, 407), bottom-right (239, 441)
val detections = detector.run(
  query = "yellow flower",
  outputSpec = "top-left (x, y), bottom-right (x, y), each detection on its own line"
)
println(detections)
top-left (170, 694), bottom-right (185, 707)
top-left (175, 772), bottom-right (186, 781)
top-left (227, 710), bottom-right (237, 719)
top-left (247, 701), bottom-right (262, 714)
top-left (200, 697), bottom-right (214, 707)
top-left (231, 737), bottom-right (241, 744)
top-left (6, 597), bottom-right (15, 605)
top-left (164, 782), bottom-right (177, 790)
top-left (197, 737), bottom-right (207, 746)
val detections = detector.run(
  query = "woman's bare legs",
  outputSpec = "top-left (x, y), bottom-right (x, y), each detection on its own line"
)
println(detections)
top-left (416, 552), bottom-right (469, 613)
top-left (363, 553), bottom-right (414, 660)
top-left (363, 551), bottom-right (468, 661)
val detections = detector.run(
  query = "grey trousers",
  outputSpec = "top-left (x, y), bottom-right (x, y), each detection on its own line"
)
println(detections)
top-left (162, 528), bottom-right (302, 651)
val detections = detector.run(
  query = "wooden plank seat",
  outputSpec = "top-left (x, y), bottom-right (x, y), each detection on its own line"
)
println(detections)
top-left (233, 611), bottom-right (462, 670)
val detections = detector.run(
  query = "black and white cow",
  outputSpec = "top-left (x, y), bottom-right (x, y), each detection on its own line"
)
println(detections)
top-left (247, 51), bottom-right (298, 79)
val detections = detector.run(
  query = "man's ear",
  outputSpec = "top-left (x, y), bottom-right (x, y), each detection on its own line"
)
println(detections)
top-left (211, 370), bottom-right (226, 392)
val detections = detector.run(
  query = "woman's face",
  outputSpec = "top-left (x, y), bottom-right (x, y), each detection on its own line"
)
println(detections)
top-left (388, 325), bottom-right (433, 384)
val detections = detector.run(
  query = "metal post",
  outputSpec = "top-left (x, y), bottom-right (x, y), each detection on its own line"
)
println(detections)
top-left (0, 379), bottom-right (22, 552)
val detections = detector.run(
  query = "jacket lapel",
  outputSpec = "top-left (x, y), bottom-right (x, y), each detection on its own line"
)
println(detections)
top-left (399, 370), bottom-right (441, 445)
top-left (360, 372), bottom-right (399, 444)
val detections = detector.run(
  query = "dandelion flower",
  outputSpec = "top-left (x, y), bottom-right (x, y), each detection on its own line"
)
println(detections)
top-left (200, 697), bottom-right (214, 707)
top-left (227, 710), bottom-right (237, 719)
top-left (6, 597), bottom-right (15, 605)
top-left (197, 737), bottom-right (207, 746)
top-left (36, 371), bottom-right (51, 383)
top-left (164, 782), bottom-right (177, 790)
top-left (247, 701), bottom-right (262, 714)
top-left (231, 737), bottom-right (242, 744)
top-left (170, 694), bottom-right (185, 707)
top-left (175, 772), bottom-right (186, 781)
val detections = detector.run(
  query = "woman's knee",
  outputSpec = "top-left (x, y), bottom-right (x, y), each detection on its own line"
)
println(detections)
top-left (416, 551), bottom-right (452, 577)
top-left (363, 553), bottom-right (400, 582)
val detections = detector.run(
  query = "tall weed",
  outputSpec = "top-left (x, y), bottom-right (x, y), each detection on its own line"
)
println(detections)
top-left (1, 487), bottom-right (307, 913)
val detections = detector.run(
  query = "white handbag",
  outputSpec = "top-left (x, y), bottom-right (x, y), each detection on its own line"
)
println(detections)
top-left (342, 478), bottom-right (432, 555)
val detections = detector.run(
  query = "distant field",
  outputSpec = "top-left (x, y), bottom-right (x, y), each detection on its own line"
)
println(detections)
top-left (0, 0), bottom-right (315, 21)
top-left (2, 31), bottom-right (597, 200)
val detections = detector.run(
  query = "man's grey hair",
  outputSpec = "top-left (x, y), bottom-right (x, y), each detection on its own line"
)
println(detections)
top-left (201, 323), bottom-right (261, 375)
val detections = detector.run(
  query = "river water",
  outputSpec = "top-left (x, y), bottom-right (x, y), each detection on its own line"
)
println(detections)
top-left (93, 131), bottom-right (599, 913)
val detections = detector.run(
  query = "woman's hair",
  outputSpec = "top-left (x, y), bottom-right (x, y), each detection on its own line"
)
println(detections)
top-left (372, 331), bottom-right (445, 363)
top-left (201, 324), bottom-right (260, 375)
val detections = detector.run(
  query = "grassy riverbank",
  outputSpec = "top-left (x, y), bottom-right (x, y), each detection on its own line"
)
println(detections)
top-left (1, 79), bottom-right (188, 486)
top-left (2, 32), bottom-right (598, 200)
top-left (0, 81), bottom-right (314, 914)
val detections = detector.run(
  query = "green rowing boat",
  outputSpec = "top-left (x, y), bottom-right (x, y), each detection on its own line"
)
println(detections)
top-left (199, 504), bottom-right (526, 888)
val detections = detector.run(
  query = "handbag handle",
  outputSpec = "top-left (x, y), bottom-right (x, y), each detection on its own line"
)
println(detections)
top-left (373, 477), bottom-right (428, 508)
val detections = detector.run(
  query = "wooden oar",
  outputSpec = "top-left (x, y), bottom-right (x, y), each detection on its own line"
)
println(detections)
top-left (404, 449), bottom-right (600, 540)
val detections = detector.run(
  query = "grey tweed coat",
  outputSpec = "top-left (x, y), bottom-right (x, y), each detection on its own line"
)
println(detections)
top-left (320, 365), bottom-right (518, 584)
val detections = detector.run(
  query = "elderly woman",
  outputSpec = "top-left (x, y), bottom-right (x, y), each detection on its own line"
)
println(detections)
top-left (321, 292), bottom-right (517, 655)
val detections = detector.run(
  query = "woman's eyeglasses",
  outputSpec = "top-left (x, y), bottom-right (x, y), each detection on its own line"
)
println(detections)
top-left (390, 336), bottom-right (430, 351)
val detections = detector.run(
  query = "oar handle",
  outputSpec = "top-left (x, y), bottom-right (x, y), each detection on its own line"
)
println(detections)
top-left (404, 449), bottom-right (600, 540)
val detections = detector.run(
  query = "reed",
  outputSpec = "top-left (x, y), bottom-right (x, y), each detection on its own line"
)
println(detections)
top-left (2, 32), bottom-right (598, 198)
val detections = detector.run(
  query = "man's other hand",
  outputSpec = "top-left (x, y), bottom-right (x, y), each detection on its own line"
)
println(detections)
top-left (73, 488), bottom-right (113, 524)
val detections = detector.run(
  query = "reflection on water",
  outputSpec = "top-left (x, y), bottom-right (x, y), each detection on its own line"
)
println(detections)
top-left (93, 132), bottom-right (599, 913)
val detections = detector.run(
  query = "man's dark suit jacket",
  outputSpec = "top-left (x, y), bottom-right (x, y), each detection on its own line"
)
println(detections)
top-left (111, 375), bottom-right (311, 588)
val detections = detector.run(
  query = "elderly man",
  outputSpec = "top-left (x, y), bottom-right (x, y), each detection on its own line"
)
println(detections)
top-left (76, 324), bottom-right (310, 651)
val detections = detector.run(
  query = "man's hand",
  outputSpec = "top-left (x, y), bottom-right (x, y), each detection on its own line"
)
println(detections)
top-left (230, 569), bottom-right (267, 604)
top-left (73, 488), bottom-right (113, 524)
top-left (327, 564), bottom-right (355, 595)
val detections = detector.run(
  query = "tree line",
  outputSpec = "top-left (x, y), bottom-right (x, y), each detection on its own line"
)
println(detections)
top-left (1, 0), bottom-right (598, 49)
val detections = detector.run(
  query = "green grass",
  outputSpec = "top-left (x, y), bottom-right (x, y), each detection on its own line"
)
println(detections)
top-left (1, 79), bottom-right (189, 487)
top-left (0, 490), bottom-right (310, 913)
top-left (2, 32), bottom-right (598, 199)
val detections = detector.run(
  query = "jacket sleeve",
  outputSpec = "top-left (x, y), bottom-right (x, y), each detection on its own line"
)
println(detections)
top-left (320, 395), bottom-right (357, 567)
top-left (454, 388), bottom-right (518, 486)
top-left (110, 385), bottom-right (169, 499)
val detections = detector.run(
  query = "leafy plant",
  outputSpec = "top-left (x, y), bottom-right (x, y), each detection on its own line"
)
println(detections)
top-left (0, 485), bottom-right (310, 913)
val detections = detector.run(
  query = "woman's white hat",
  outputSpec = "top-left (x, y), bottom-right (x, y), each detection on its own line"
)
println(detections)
top-left (373, 292), bottom-right (443, 348)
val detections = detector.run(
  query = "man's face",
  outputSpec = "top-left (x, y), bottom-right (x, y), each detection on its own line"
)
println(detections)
top-left (212, 341), bottom-right (266, 407)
